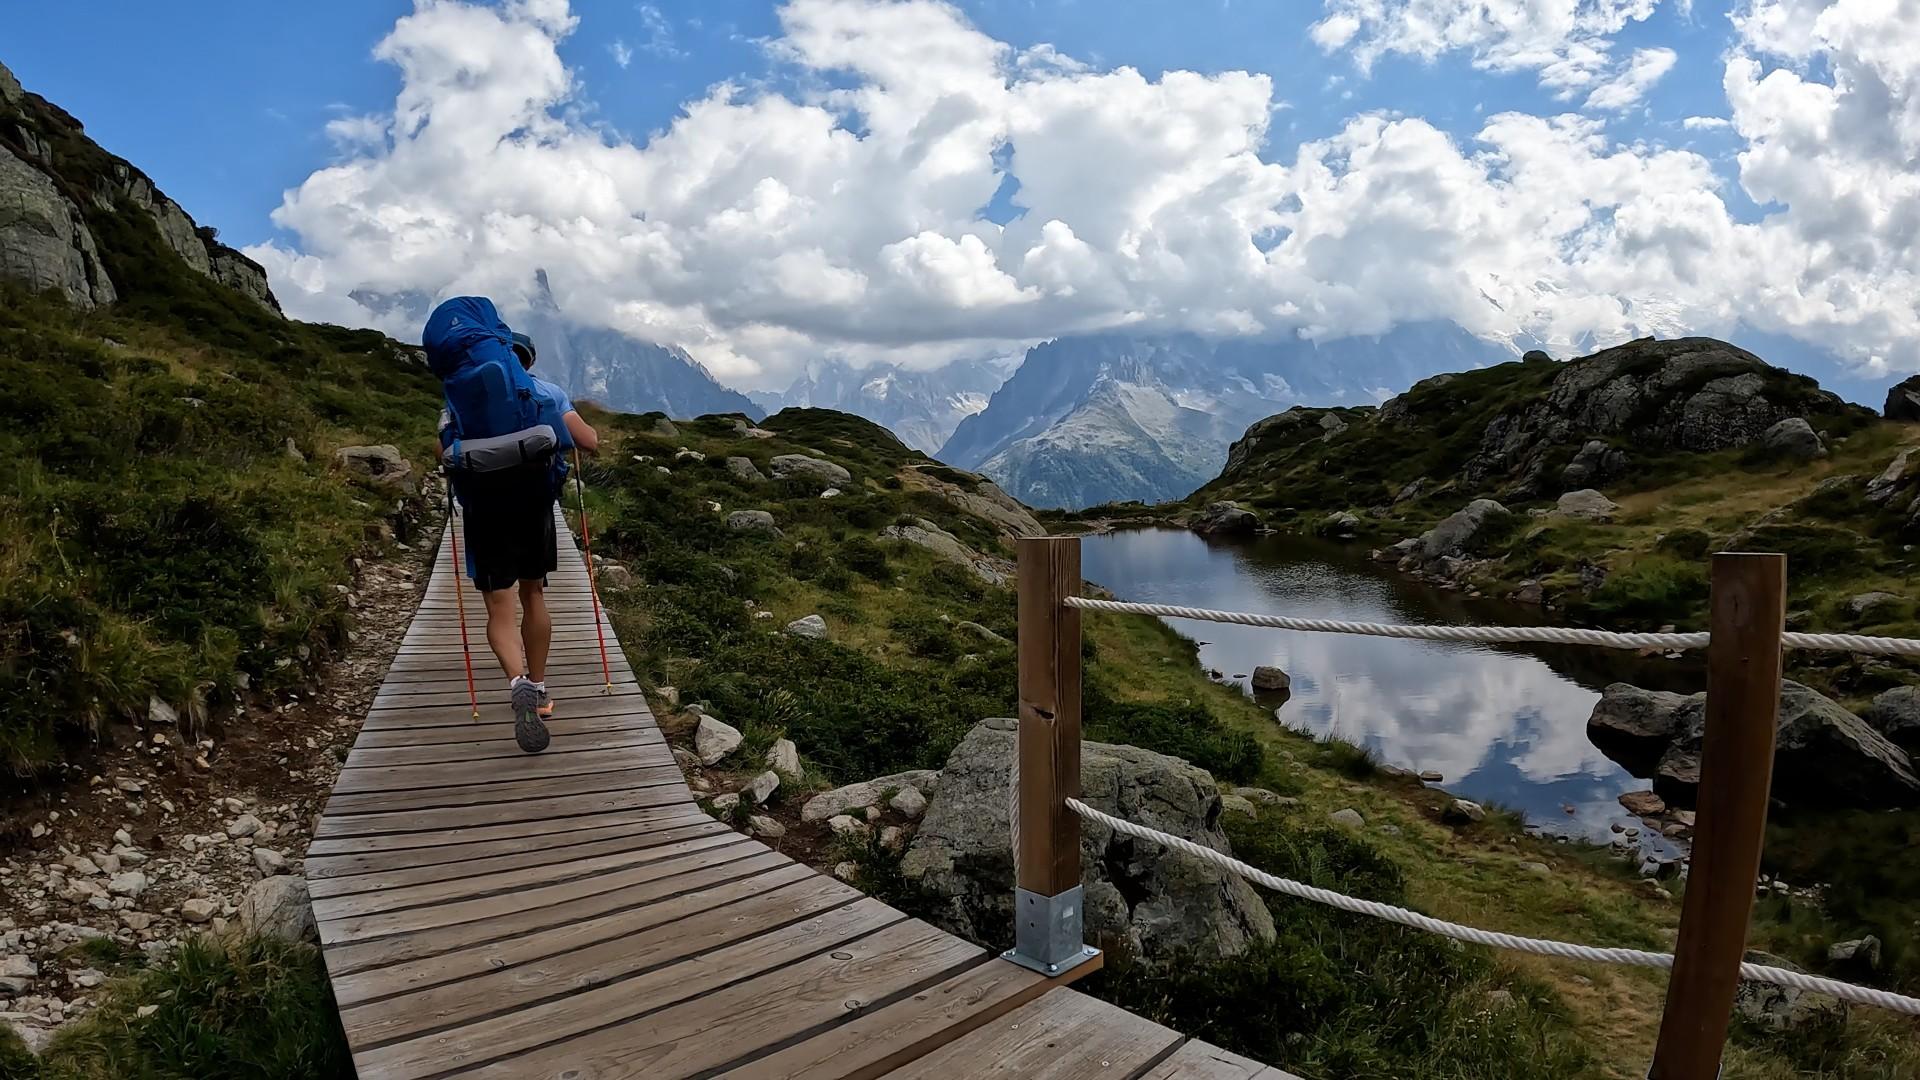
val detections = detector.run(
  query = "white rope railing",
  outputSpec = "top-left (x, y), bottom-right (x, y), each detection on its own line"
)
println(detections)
top-left (1064, 798), bottom-right (1920, 1016)
top-left (1065, 597), bottom-right (1920, 658)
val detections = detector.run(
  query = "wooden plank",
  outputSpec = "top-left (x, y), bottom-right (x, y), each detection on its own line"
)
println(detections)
top-left (354, 899), bottom-right (913, 1077)
top-left (328, 747), bottom-right (674, 798)
top-left (339, 873), bottom-right (860, 1044)
top-left (311, 828), bottom-right (748, 923)
top-left (318, 836), bottom-right (766, 945)
top-left (339, 728), bottom-right (663, 769)
top-left (329, 864), bottom-right (836, 1010)
top-left (881, 990), bottom-right (1181, 1080)
top-left (1649, 552), bottom-right (1787, 1080)
top-left (441, 916), bottom-right (981, 1080)
top-left (722, 958), bottom-right (1055, 1080)
top-left (304, 805), bottom-right (704, 859)
top-left (309, 817), bottom-right (729, 896)
top-left (359, 691), bottom-right (648, 729)
top-left (1140, 1040), bottom-right (1298, 1079)
top-left (372, 670), bottom-right (631, 696)
top-left (316, 784), bottom-right (694, 840)
top-left (348, 712), bottom-right (649, 747)
top-left (1016, 536), bottom-right (1083, 897)
top-left (320, 764), bottom-right (684, 816)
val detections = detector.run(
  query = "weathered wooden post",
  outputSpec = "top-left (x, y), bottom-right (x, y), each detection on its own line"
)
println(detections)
top-left (1007, 535), bottom-right (1100, 977)
top-left (1648, 552), bottom-right (1787, 1080)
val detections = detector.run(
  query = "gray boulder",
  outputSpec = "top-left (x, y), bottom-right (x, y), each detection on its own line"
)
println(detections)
top-left (1586, 684), bottom-right (1696, 775)
top-left (784, 614), bottom-right (828, 639)
top-left (771, 454), bottom-right (852, 486)
top-left (725, 456), bottom-right (765, 483)
top-left (694, 714), bottom-right (743, 765)
top-left (1192, 502), bottom-right (1259, 535)
top-left (726, 510), bottom-right (782, 537)
top-left (1553, 488), bottom-right (1620, 522)
top-left (1418, 499), bottom-right (1512, 561)
top-left (650, 417), bottom-right (680, 438)
top-left (1643, 681), bottom-right (1920, 809)
top-left (1885, 375), bottom-right (1920, 421)
top-left (1760, 417), bottom-right (1826, 461)
top-left (239, 875), bottom-right (317, 943)
top-left (1251, 666), bottom-right (1290, 692)
top-left (1866, 449), bottom-right (1915, 504)
top-left (1320, 511), bottom-right (1361, 539)
top-left (1846, 591), bottom-right (1903, 621)
top-left (1863, 686), bottom-right (1920, 755)
top-left (901, 718), bottom-right (1275, 963)
top-left (1734, 951), bottom-right (1846, 1032)
top-left (0, 145), bottom-right (117, 308)
top-left (1828, 935), bottom-right (1882, 972)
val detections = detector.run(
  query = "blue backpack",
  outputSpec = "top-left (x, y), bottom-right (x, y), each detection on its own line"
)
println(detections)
top-left (422, 297), bottom-right (557, 473)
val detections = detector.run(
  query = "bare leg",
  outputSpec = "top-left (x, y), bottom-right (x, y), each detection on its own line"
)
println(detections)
top-left (482, 587), bottom-right (526, 680)
top-left (519, 579), bottom-right (551, 682)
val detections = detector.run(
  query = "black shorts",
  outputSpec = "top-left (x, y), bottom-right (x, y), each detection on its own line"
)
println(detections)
top-left (456, 463), bottom-right (558, 593)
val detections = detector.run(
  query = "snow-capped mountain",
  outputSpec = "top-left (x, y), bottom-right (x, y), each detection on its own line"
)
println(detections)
top-left (940, 325), bottom-right (1511, 509)
top-left (749, 358), bottom-right (1011, 453)
top-left (514, 270), bottom-right (763, 420)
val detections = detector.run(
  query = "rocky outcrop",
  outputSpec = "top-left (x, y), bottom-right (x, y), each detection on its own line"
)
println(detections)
top-left (880, 517), bottom-right (1009, 585)
top-left (725, 456), bottom-right (765, 483)
top-left (1561, 439), bottom-right (1628, 489)
top-left (0, 145), bottom-right (116, 308)
top-left (802, 769), bottom-right (940, 822)
top-left (1192, 501), bottom-right (1259, 535)
top-left (1553, 489), bottom-right (1620, 522)
top-left (1886, 375), bottom-right (1920, 421)
top-left (238, 876), bottom-right (316, 944)
top-left (1466, 338), bottom-right (1862, 492)
top-left (784, 614), bottom-right (828, 639)
top-left (1735, 951), bottom-right (1846, 1032)
top-left (901, 718), bottom-right (1276, 964)
top-left (333, 445), bottom-right (414, 491)
top-left (1587, 681), bottom-right (1919, 809)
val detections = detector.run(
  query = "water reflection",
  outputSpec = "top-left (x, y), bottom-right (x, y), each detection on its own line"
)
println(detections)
top-left (1079, 528), bottom-right (1700, 849)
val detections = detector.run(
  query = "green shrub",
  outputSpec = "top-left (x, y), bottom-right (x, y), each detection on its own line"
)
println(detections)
top-left (37, 936), bottom-right (350, 1080)
top-left (1581, 556), bottom-right (1709, 625)
top-left (1085, 686), bottom-right (1263, 782)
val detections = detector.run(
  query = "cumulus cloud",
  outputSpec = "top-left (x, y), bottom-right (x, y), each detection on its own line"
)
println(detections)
top-left (1682, 114), bottom-right (1731, 129)
top-left (252, 0), bottom-right (1920, 386)
top-left (609, 38), bottom-right (633, 68)
top-left (1309, 0), bottom-right (1663, 95)
top-left (1583, 46), bottom-right (1676, 110)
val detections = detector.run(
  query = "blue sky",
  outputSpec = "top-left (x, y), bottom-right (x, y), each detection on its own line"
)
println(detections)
top-left (9, 1), bottom-right (1915, 385)
top-left (10, 1), bottom-right (1748, 248)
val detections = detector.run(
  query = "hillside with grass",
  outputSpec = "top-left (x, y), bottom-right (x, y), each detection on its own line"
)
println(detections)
top-left (572, 406), bottom-right (1918, 1079)
top-left (0, 64), bottom-right (442, 778)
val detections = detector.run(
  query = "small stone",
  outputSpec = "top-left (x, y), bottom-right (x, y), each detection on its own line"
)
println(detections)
top-left (238, 876), bottom-right (316, 943)
top-left (1250, 666), bottom-right (1290, 692)
top-left (711, 794), bottom-right (741, 812)
top-left (1617, 790), bottom-right (1665, 816)
top-left (1328, 808), bottom-right (1365, 828)
top-left (1442, 799), bottom-right (1486, 825)
top-left (135, 1004), bottom-right (159, 1018)
top-left (1219, 794), bottom-right (1258, 818)
top-left (180, 899), bottom-right (217, 924)
top-left (1418, 770), bottom-right (1444, 783)
top-left (694, 714), bottom-right (744, 766)
top-left (748, 815), bottom-right (786, 839)
top-left (252, 848), bottom-right (289, 876)
top-left (828, 815), bottom-right (868, 837)
top-left (147, 697), bottom-right (177, 728)
top-left (880, 825), bottom-right (906, 850)
top-left (888, 786), bottom-right (927, 819)
top-left (226, 814), bottom-right (263, 838)
top-left (1522, 862), bottom-right (1552, 877)
top-left (765, 738), bottom-right (801, 777)
top-left (743, 770), bottom-right (780, 805)
top-left (106, 871), bottom-right (148, 898)
top-left (113, 777), bottom-right (144, 795)
top-left (1828, 936), bottom-right (1882, 971)
top-left (832, 861), bottom-right (859, 882)
top-left (119, 912), bottom-right (153, 932)
top-left (657, 686), bottom-right (681, 708)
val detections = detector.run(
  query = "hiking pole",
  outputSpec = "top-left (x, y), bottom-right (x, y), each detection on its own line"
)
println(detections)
top-left (444, 478), bottom-right (481, 722)
top-left (572, 449), bottom-right (615, 695)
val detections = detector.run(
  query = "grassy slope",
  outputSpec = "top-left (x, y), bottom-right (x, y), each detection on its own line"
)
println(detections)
top-left (578, 407), bottom-right (1917, 1078)
top-left (0, 83), bottom-right (442, 775)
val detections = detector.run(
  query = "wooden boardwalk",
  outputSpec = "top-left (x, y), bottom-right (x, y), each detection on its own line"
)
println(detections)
top-left (312, 509), bottom-right (1300, 1079)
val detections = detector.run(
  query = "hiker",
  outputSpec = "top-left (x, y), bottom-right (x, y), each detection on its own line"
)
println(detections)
top-left (423, 297), bottom-right (598, 753)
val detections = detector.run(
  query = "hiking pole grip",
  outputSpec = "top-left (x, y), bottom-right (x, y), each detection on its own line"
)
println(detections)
top-left (573, 450), bottom-right (615, 695)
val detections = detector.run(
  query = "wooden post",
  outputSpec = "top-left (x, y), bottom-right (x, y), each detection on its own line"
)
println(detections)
top-left (1007, 536), bottom-right (1096, 977)
top-left (1648, 552), bottom-right (1787, 1080)
top-left (1016, 536), bottom-right (1083, 897)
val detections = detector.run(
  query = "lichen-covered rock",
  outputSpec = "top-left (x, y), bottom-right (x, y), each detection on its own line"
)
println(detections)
top-left (1553, 489), bottom-right (1620, 522)
top-left (880, 518), bottom-right (1008, 585)
top-left (802, 770), bottom-right (940, 822)
top-left (784, 614), bottom-right (828, 639)
top-left (694, 714), bottom-right (743, 766)
top-left (1561, 439), bottom-right (1629, 489)
top-left (726, 510), bottom-right (781, 536)
top-left (1734, 951), bottom-right (1846, 1032)
top-left (1587, 684), bottom-right (1695, 774)
top-left (1760, 417), bottom-right (1825, 461)
top-left (333, 445), bottom-right (414, 490)
top-left (1863, 686), bottom-right (1920, 756)
top-left (900, 718), bottom-right (1275, 964)
top-left (1865, 448), bottom-right (1915, 504)
top-left (725, 456), bottom-right (765, 483)
top-left (766, 737), bottom-right (802, 777)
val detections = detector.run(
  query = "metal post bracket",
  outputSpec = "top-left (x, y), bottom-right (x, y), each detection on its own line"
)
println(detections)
top-left (1003, 885), bottom-right (1101, 977)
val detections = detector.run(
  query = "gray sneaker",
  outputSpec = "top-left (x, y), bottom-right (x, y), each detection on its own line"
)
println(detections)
top-left (511, 679), bottom-right (550, 753)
